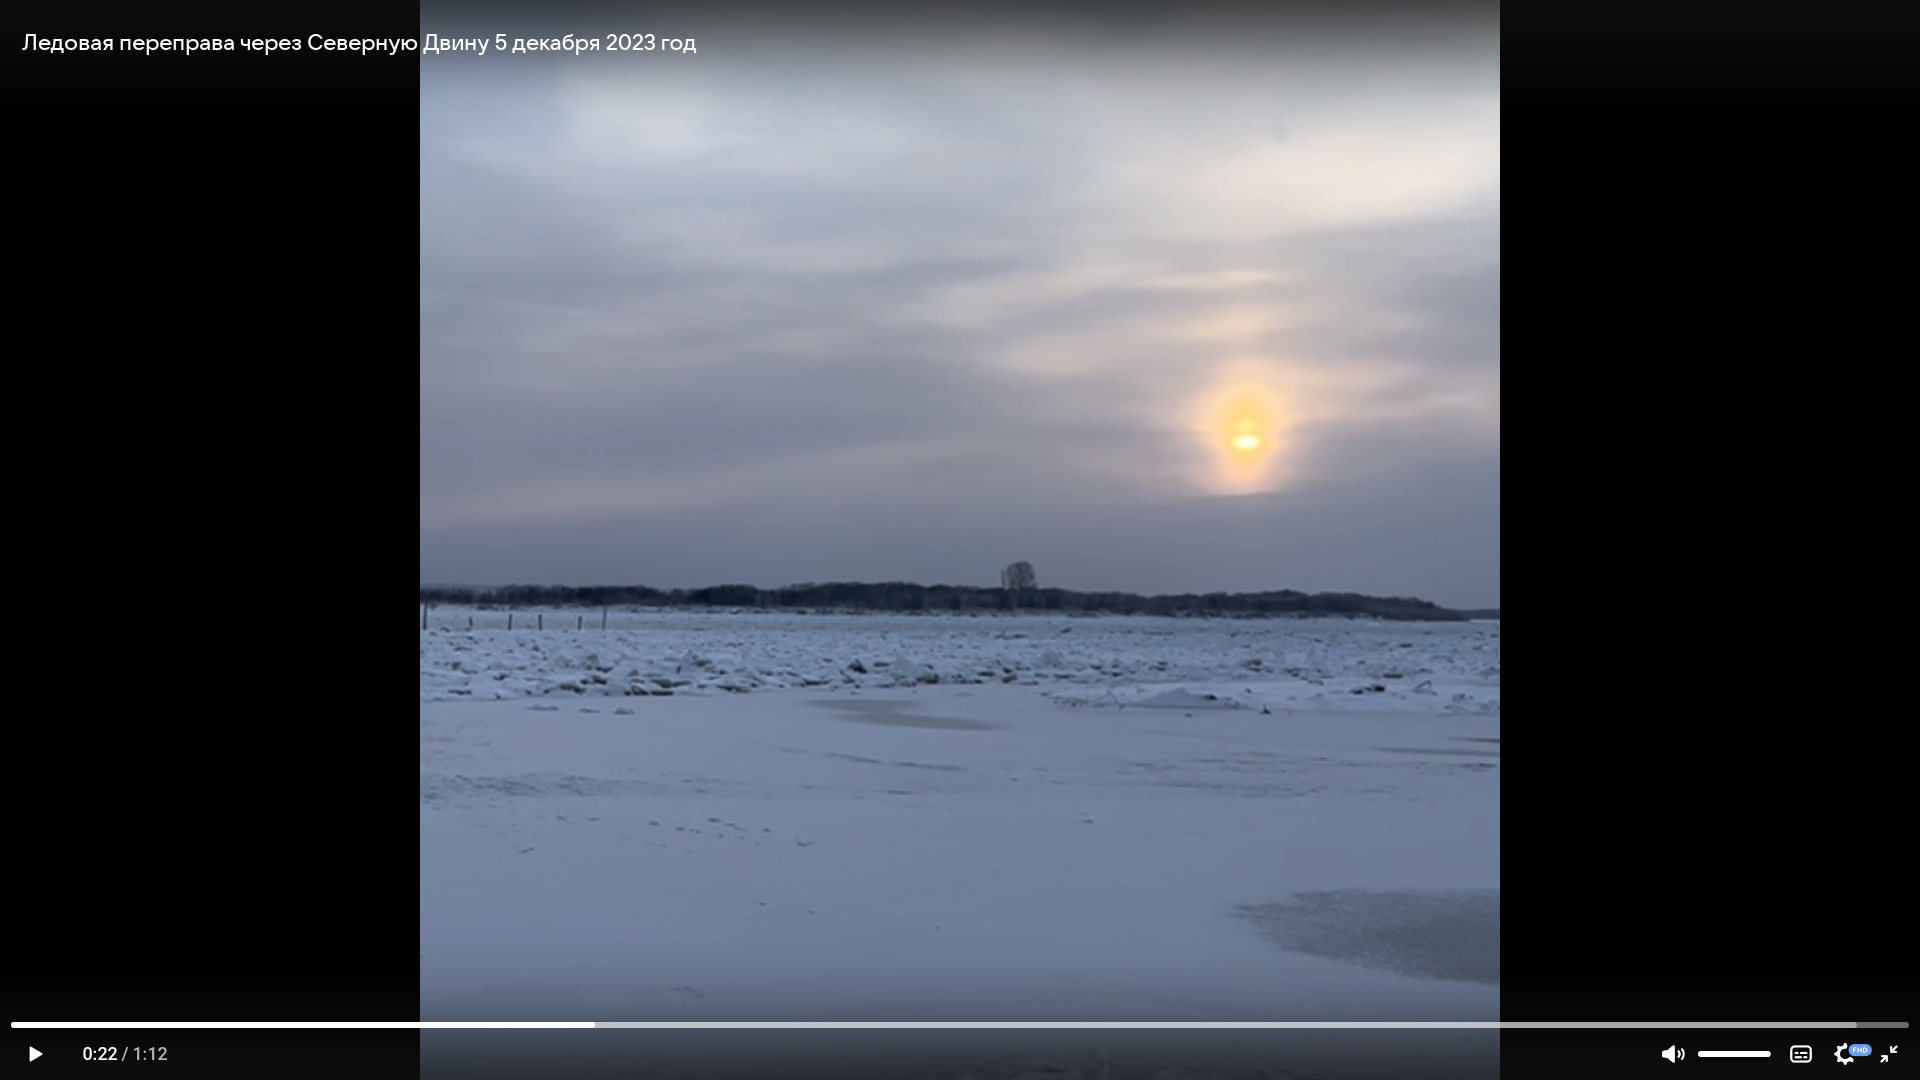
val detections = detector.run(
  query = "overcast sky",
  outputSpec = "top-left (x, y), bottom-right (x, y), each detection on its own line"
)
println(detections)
top-left (420, 12), bottom-right (1499, 607)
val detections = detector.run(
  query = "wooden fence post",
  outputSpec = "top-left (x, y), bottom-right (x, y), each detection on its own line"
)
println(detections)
top-left (538, 613), bottom-right (543, 630)
top-left (577, 614), bottom-right (583, 630)
top-left (602, 607), bottom-right (608, 631)
top-left (421, 604), bottom-right (428, 630)
top-left (508, 612), bottom-right (513, 631)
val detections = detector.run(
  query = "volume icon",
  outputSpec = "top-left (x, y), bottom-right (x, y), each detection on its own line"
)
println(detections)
top-left (1663, 1045), bottom-right (1686, 1062)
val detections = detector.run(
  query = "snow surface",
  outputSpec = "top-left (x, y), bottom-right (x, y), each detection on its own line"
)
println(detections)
top-left (420, 612), bottom-right (1498, 1027)
top-left (419, 609), bottom-right (1500, 716)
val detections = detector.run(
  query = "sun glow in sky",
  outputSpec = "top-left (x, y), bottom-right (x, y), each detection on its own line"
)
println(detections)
top-left (1192, 374), bottom-right (1292, 495)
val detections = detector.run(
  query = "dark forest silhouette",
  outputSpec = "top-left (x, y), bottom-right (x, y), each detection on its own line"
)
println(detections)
top-left (419, 580), bottom-right (1476, 621)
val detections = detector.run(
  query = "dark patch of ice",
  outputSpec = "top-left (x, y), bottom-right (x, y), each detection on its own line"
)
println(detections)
top-left (806, 698), bottom-right (999, 730)
top-left (1236, 889), bottom-right (1499, 985)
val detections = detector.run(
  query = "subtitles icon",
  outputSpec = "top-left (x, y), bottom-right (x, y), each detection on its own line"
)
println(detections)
top-left (1791, 1045), bottom-right (1812, 1063)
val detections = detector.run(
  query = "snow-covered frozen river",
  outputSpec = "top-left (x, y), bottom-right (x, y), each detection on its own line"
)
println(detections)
top-left (420, 612), bottom-right (1499, 1035)
top-left (420, 609), bottom-right (1499, 715)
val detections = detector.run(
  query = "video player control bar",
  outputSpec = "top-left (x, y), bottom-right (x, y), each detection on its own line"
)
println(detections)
top-left (7, 1014), bottom-right (1912, 1022)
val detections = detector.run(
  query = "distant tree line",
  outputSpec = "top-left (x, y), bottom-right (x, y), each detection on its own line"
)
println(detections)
top-left (417, 581), bottom-right (1469, 621)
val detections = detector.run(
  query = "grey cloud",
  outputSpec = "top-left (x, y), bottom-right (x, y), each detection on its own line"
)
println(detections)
top-left (420, 31), bottom-right (1497, 604)
top-left (419, 454), bottom-right (1498, 608)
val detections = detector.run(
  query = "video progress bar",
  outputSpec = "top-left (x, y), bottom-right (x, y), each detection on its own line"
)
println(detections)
top-left (3, 1014), bottom-right (1904, 1022)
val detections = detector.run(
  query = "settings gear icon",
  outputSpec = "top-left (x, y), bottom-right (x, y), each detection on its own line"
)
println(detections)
top-left (1837, 1044), bottom-right (1853, 1064)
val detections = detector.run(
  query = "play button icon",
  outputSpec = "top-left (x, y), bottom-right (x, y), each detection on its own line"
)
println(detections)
top-left (29, 1047), bottom-right (42, 1061)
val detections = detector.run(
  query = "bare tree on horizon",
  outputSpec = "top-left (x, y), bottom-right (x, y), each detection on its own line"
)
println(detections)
top-left (1001, 561), bottom-right (1036, 607)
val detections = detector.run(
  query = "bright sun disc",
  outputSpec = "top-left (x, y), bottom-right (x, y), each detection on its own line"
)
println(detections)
top-left (1190, 372), bottom-right (1292, 495)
